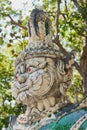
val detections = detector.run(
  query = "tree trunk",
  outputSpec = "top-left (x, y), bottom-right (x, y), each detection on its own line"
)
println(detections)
top-left (80, 43), bottom-right (87, 95)
top-left (80, 0), bottom-right (87, 95)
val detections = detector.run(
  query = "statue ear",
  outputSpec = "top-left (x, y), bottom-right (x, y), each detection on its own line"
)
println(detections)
top-left (63, 50), bottom-right (75, 70)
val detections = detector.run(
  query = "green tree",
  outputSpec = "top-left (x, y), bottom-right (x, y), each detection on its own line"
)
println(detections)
top-left (0, 0), bottom-right (29, 128)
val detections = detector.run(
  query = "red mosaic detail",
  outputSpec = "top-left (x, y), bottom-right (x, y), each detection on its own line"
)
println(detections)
top-left (28, 68), bottom-right (31, 72)
top-left (15, 75), bottom-right (18, 80)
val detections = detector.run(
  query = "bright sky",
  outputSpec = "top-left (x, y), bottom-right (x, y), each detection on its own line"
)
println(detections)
top-left (12, 0), bottom-right (33, 10)
top-left (11, 0), bottom-right (43, 10)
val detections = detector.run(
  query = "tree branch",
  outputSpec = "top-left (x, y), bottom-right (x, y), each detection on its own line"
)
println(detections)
top-left (74, 61), bottom-right (83, 76)
top-left (7, 14), bottom-right (27, 30)
top-left (71, 0), bottom-right (82, 10)
top-left (56, 0), bottom-right (61, 35)
top-left (79, 0), bottom-right (85, 6)
top-left (54, 0), bottom-right (83, 75)
top-left (53, 35), bottom-right (83, 76)
top-left (71, 0), bottom-right (87, 23)
top-left (78, 32), bottom-right (86, 37)
top-left (53, 35), bottom-right (68, 55)
top-left (85, 0), bottom-right (87, 44)
top-left (65, 0), bottom-right (68, 13)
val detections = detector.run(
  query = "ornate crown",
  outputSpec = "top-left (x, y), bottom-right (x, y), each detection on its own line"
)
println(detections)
top-left (15, 8), bottom-right (64, 66)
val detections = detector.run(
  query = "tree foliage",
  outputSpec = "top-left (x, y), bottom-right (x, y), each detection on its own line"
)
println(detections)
top-left (0, 0), bottom-right (87, 128)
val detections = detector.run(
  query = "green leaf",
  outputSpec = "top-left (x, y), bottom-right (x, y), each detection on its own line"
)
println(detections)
top-left (0, 37), bottom-right (3, 45)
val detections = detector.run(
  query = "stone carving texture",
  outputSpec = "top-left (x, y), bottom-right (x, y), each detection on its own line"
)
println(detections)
top-left (12, 8), bottom-right (75, 129)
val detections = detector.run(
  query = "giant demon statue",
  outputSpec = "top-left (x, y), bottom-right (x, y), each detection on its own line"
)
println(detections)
top-left (12, 9), bottom-right (75, 126)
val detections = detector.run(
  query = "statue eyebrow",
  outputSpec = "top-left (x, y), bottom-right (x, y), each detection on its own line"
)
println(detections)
top-left (21, 63), bottom-right (25, 66)
top-left (26, 64), bottom-right (37, 68)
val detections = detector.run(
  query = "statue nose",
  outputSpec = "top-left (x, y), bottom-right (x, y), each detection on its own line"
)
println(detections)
top-left (18, 75), bottom-right (27, 84)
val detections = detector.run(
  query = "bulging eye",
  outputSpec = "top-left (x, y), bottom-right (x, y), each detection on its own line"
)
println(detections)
top-left (28, 68), bottom-right (32, 72)
top-left (14, 72), bottom-right (19, 80)
top-left (15, 75), bottom-right (18, 80)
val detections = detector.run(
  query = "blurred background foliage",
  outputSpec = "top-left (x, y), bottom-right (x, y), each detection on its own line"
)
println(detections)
top-left (0, 0), bottom-right (86, 129)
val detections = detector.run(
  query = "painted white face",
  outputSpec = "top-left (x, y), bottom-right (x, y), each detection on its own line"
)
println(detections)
top-left (14, 57), bottom-right (55, 82)
top-left (12, 57), bottom-right (55, 104)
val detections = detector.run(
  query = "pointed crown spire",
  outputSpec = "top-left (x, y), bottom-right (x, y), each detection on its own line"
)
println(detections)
top-left (28, 8), bottom-right (52, 43)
